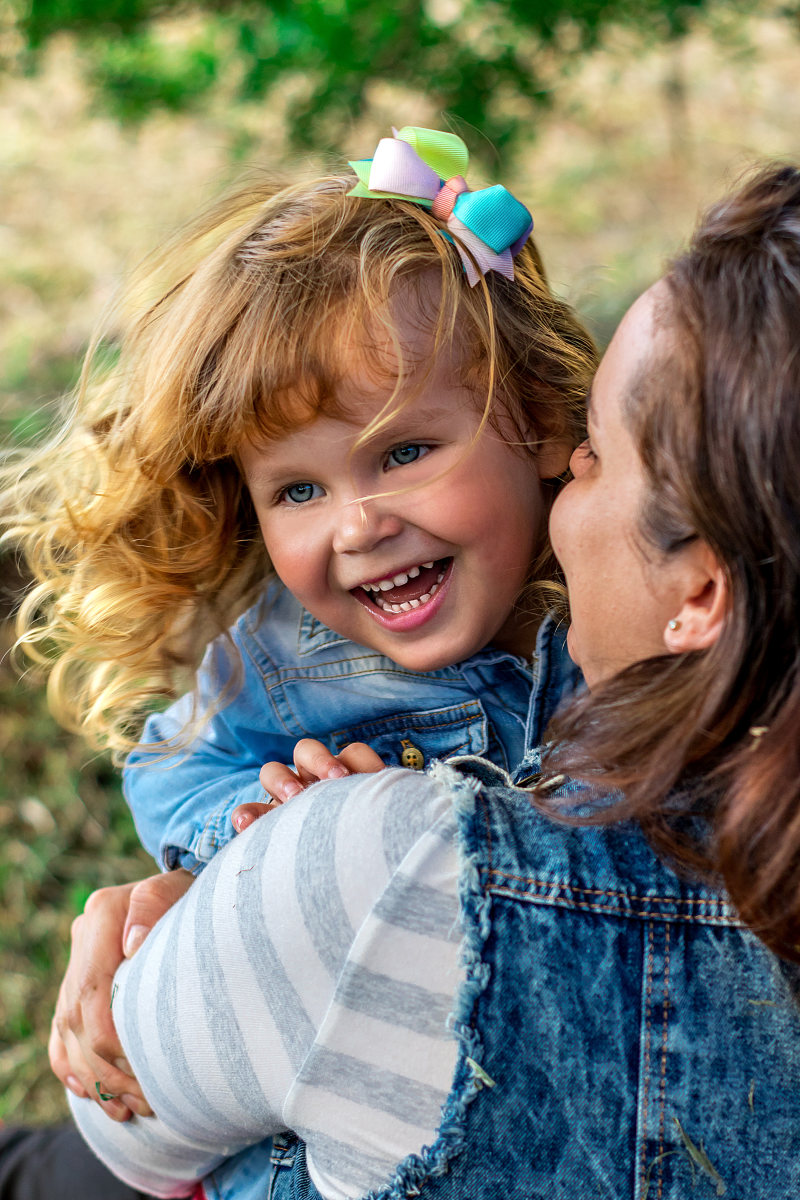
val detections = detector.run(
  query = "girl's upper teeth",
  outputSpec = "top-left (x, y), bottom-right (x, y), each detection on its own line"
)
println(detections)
top-left (365, 564), bottom-right (448, 613)
top-left (365, 563), bottom-right (430, 592)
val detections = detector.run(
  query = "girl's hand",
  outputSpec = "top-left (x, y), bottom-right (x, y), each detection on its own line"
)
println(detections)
top-left (49, 869), bottom-right (194, 1121)
top-left (232, 740), bottom-right (387, 832)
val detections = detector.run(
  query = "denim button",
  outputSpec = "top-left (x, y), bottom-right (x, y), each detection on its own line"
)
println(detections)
top-left (400, 740), bottom-right (425, 769)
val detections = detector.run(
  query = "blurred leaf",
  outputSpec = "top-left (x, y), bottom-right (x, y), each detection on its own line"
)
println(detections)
top-left (91, 26), bottom-right (221, 119)
top-left (17, 0), bottom-right (746, 158)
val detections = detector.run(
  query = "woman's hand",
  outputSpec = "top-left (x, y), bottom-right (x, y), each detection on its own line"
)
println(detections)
top-left (49, 869), bottom-right (194, 1121)
top-left (232, 740), bottom-right (387, 832)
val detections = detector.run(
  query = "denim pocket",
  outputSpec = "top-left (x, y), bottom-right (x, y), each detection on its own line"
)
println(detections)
top-left (329, 701), bottom-right (488, 771)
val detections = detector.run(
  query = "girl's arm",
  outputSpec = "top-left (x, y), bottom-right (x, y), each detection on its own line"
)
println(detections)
top-left (124, 631), bottom-right (299, 873)
top-left (51, 744), bottom-right (385, 1114)
top-left (68, 768), bottom-right (462, 1200)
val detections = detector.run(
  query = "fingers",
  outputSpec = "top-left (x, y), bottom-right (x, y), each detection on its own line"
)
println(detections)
top-left (257, 761), bottom-right (305, 804)
top-left (335, 741), bottom-right (387, 774)
top-left (232, 800), bottom-right (275, 833)
top-left (122, 869), bottom-right (194, 959)
top-left (50, 877), bottom-right (186, 1121)
top-left (51, 1011), bottom-right (148, 1122)
top-left (257, 740), bottom-right (387, 810)
top-left (50, 884), bottom-right (151, 1120)
top-left (292, 738), bottom-right (350, 785)
top-left (258, 739), bottom-right (347, 805)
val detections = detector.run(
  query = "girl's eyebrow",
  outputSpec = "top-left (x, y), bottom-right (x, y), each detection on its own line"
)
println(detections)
top-left (360, 405), bottom-right (454, 439)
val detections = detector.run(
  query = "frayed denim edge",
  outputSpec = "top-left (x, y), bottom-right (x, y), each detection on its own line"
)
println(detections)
top-left (362, 761), bottom-right (493, 1200)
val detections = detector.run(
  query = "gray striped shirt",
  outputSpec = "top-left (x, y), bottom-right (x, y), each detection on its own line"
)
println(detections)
top-left (69, 767), bottom-right (463, 1199)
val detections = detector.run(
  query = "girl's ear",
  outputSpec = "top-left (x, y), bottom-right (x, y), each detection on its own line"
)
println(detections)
top-left (535, 438), bottom-right (573, 480)
top-left (663, 541), bottom-right (728, 654)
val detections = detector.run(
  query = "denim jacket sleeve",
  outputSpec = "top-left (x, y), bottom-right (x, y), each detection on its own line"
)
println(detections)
top-left (124, 622), bottom-right (298, 873)
top-left (122, 583), bottom-right (501, 873)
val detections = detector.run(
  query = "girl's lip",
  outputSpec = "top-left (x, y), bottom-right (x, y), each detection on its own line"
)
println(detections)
top-left (352, 559), bottom-right (454, 633)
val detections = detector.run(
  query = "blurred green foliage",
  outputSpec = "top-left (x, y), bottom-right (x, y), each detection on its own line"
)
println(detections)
top-left (0, 629), bottom-right (152, 1121)
top-left (18, 0), bottom-right (733, 154)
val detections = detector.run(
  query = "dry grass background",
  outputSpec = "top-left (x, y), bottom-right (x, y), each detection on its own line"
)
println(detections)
top-left (1, 0), bottom-right (800, 1124)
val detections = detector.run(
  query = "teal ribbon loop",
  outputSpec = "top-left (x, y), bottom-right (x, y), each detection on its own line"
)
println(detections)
top-left (453, 186), bottom-right (533, 255)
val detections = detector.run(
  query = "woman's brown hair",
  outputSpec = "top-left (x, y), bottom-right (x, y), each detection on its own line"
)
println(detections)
top-left (545, 163), bottom-right (800, 960)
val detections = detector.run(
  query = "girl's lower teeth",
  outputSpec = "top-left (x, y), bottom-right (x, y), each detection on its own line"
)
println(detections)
top-left (374, 570), bottom-right (445, 614)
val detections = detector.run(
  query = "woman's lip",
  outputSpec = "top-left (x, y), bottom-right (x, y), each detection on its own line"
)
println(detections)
top-left (352, 560), bottom-right (453, 632)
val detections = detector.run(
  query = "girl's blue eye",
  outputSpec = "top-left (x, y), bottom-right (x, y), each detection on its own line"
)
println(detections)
top-left (281, 481), bottom-right (323, 505)
top-left (387, 444), bottom-right (428, 468)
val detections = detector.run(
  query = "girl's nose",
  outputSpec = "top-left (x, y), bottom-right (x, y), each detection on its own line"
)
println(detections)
top-left (331, 497), bottom-right (404, 555)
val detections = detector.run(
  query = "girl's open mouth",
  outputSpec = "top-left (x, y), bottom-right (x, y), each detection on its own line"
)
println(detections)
top-left (352, 558), bottom-right (453, 628)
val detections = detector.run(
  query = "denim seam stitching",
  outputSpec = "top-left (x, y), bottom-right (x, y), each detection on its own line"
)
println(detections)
top-left (487, 885), bottom-right (742, 925)
top-left (260, 652), bottom-right (460, 681)
top-left (330, 702), bottom-right (483, 739)
top-left (640, 919), bottom-right (655, 1196)
top-left (487, 871), bottom-right (731, 907)
top-left (656, 923), bottom-right (671, 1200)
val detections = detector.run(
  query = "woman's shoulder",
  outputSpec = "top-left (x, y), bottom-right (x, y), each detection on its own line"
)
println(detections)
top-left (438, 756), bottom-right (741, 927)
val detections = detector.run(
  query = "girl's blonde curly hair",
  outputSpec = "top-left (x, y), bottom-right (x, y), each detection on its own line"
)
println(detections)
top-left (2, 171), bottom-right (596, 756)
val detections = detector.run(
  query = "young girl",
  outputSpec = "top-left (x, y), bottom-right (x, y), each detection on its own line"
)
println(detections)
top-left (3, 126), bottom-right (595, 879)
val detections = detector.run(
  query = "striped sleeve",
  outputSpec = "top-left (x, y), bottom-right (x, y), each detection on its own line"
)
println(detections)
top-left (68, 767), bottom-right (463, 1200)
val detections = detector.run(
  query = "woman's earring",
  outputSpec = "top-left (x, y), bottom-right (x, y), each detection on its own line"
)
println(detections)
top-left (667, 618), bottom-right (681, 632)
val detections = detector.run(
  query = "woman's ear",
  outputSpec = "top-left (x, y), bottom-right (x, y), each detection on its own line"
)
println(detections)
top-left (663, 541), bottom-right (728, 653)
top-left (536, 438), bottom-right (573, 480)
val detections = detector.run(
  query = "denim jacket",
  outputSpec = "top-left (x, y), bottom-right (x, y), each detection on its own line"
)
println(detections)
top-left (124, 582), bottom-right (580, 873)
top-left (266, 755), bottom-right (800, 1200)
top-left (194, 609), bottom-right (578, 1200)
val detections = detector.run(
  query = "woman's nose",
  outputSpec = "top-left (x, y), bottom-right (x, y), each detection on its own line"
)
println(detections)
top-left (331, 497), bottom-right (404, 555)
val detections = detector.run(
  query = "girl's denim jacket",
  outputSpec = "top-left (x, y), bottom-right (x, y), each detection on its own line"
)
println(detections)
top-left (265, 756), bottom-right (800, 1200)
top-left (123, 581), bottom-right (579, 874)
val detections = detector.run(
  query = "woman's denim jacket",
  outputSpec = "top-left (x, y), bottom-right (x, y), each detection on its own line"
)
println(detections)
top-left (264, 756), bottom-right (800, 1200)
top-left (124, 582), bottom-right (579, 874)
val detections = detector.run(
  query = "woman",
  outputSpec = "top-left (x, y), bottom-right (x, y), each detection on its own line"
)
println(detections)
top-left (54, 163), bottom-right (800, 1199)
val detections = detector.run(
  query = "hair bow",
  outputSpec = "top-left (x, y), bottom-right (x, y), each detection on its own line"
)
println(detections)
top-left (348, 126), bottom-right (533, 286)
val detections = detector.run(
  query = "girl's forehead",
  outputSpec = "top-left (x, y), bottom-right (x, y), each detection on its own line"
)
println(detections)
top-left (241, 337), bottom-right (482, 457)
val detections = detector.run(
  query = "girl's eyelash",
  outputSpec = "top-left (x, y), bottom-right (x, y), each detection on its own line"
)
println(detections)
top-left (275, 481), bottom-right (322, 505)
top-left (578, 438), bottom-right (597, 461)
top-left (385, 442), bottom-right (432, 469)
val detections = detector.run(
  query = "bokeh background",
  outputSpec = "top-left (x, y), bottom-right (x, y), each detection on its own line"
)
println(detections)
top-left (2, 0), bottom-right (800, 1124)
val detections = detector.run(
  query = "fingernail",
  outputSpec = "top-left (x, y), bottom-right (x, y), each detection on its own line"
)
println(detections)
top-left (282, 781), bottom-right (303, 800)
top-left (114, 1056), bottom-right (133, 1074)
top-left (121, 1093), bottom-right (153, 1117)
top-left (124, 925), bottom-right (148, 958)
top-left (232, 812), bottom-right (250, 832)
top-left (327, 765), bottom-right (348, 778)
top-left (66, 1075), bottom-right (87, 1098)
